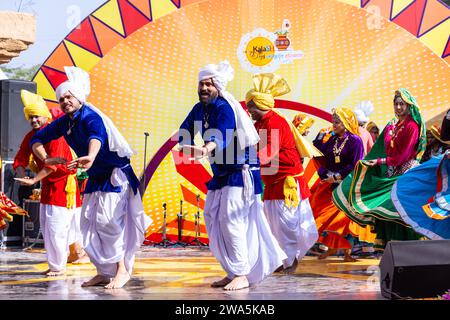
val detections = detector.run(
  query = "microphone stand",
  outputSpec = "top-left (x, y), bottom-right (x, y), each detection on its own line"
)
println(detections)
top-left (187, 194), bottom-right (207, 247)
top-left (141, 132), bottom-right (150, 196)
top-left (141, 132), bottom-right (159, 246)
top-left (155, 202), bottom-right (176, 248)
top-left (174, 199), bottom-right (186, 247)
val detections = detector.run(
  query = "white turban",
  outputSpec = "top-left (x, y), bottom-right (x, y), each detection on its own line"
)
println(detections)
top-left (354, 101), bottom-right (374, 123)
top-left (198, 61), bottom-right (259, 149)
top-left (56, 66), bottom-right (135, 159)
top-left (198, 61), bottom-right (235, 91)
top-left (55, 67), bottom-right (90, 103)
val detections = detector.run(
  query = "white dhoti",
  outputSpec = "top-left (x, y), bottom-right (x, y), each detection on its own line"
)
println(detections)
top-left (40, 204), bottom-right (77, 271)
top-left (68, 207), bottom-right (82, 245)
top-left (204, 185), bottom-right (287, 285)
top-left (80, 168), bottom-right (153, 277)
top-left (264, 196), bottom-right (318, 268)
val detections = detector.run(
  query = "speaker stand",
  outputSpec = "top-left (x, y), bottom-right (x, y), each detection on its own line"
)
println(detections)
top-left (0, 229), bottom-right (6, 250)
top-left (23, 226), bottom-right (43, 251)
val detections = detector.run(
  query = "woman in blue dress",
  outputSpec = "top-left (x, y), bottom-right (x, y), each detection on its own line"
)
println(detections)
top-left (392, 110), bottom-right (450, 239)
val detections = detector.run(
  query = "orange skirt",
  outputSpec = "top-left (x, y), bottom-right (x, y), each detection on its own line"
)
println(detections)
top-left (310, 182), bottom-right (355, 249)
top-left (349, 223), bottom-right (376, 244)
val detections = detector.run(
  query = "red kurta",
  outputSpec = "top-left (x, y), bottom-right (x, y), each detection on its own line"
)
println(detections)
top-left (13, 125), bottom-right (81, 208)
top-left (254, 110), bottom-right (310, 200)
top-left (384, 114), bottom-right (419, 167)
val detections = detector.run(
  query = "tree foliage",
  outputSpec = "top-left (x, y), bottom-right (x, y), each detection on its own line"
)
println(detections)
top-left (1, 65), bottom-right (40, 81)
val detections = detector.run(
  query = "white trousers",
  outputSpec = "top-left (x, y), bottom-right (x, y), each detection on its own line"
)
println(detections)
top-left (80, 168), bottom-right (153, 278)
top-left (204, 186), bottom-right (287, 285)
top-left (68, 207), bottom-right (82, 245)
top-left (40, 204), bottom-right (81, 271)
top-left (264, 198), bottom-right (318, 268)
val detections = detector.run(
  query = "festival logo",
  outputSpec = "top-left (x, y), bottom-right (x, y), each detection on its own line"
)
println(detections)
top-left (237, 19), bottom-right (304, 73)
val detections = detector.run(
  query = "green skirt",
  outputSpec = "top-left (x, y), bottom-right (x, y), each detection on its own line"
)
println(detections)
top-left (332, 161), bottom-right (421, 248)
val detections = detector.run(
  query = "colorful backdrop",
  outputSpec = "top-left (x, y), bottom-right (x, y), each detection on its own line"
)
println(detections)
top-left (31, 0), bottom-right (450, 242)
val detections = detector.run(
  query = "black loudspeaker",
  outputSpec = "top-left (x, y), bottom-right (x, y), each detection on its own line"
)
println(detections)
top-left (22, 199), bottom-right (43, 247)
top-left (0, 79), bottom-right (36, 160)
top-left (380, 240), bottom-right (450, 299)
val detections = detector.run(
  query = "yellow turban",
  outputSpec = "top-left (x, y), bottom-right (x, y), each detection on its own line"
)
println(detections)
top-left (21, 90), bottom-right (52, 121)
top-left (293, 113), bottom-right (315, 135)
top-left (245, 74), bottom-right (322, 209)
top-left (245, 73), bottom-right (322, 159)
top-left (333, 107), bottom-right (360, 136)
top-left (245, 73), bottom-right (290, 110)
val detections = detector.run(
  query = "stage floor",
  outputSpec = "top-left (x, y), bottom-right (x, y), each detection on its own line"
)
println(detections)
top-left (0, 247), bottom-right (383, 300)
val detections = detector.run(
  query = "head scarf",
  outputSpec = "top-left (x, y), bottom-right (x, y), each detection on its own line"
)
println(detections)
top-left (366, 121), bottom-right (379, 132)
top-left (430, 124), bottom-right (450, 146)
top-left (293, 112), bottom-right (315, 135)
top-left (21, 90), bottom-right (51, 121)
top-left (353, 101), bottom-right (374, 124)
top-left (198, 61), bottom-right (259, 149)
top-left (395, 88), bottom-right (427, 161)
top-left (245, 73), bottom-right (322, 159)
top-left (56, 66), bottom-right (135, 159)
top-left (333, 107), bottom-right (360, 136)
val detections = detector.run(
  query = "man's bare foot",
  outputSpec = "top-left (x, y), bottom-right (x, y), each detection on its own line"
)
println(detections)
top-left (104, 271), bottom-right (131, 289)
top-left (318, 248), bottom-right (338, 260)
top-left (283, 258), bottom-right (298, 274)
top-left (46, 270), bottom-right (66, 277)
top-left (224, 276), bottom-right (249, 291)
top-left (211, 277), bottom-right (232, 288)
top-left (41, 269), bottom-right (51, 275)
top-left (81, 274), bottom-right (110, 287)
top-left (71, 254), bottom-right (90, 264)
top-left (343, 249), bottom-right (358, 262)
top-left (274, 265), bottom-right (284, 273)
top-left (343, 254), bottom-right (358, 262)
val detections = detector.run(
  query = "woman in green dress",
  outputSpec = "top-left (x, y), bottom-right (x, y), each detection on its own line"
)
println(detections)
top-left (332, 88), bottom-right (427, 249)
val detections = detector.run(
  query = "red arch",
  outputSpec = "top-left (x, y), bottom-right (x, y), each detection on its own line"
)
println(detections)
top-left (143, 100), bottom-right (331, 186)
top-left (240, 99), bottom-right (332, 122)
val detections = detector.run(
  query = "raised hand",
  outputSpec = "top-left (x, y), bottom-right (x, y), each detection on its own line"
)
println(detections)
top-left (14, 177), bottom-right (36, 186)
top-left (365, 159), bottom-right (378, 167)
top-left (180, 145), bottom-right (207, 160)
top-left (322, 176), bottom-right (335, 184)
top-left (68, 155), bottom-right (95, 171)
top-left (44, 157), bottom-right (68, 165)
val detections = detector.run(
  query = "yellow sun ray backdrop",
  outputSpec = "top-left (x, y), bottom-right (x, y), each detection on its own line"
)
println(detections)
top-left (33, 0), bottom-right (450, 241)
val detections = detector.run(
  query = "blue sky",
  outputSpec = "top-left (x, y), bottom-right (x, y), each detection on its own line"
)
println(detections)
top-left (1, 0), bottom-right (106, 68)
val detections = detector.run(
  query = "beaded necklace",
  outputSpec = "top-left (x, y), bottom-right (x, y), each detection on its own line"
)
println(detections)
top-left (332, 135), bottom-right (349, 164)
top-left (389, 119), bottom-right (406, 149)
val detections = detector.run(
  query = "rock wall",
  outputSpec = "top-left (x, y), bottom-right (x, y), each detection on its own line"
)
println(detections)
top-left (0, 11), bottom-right (36, 64)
